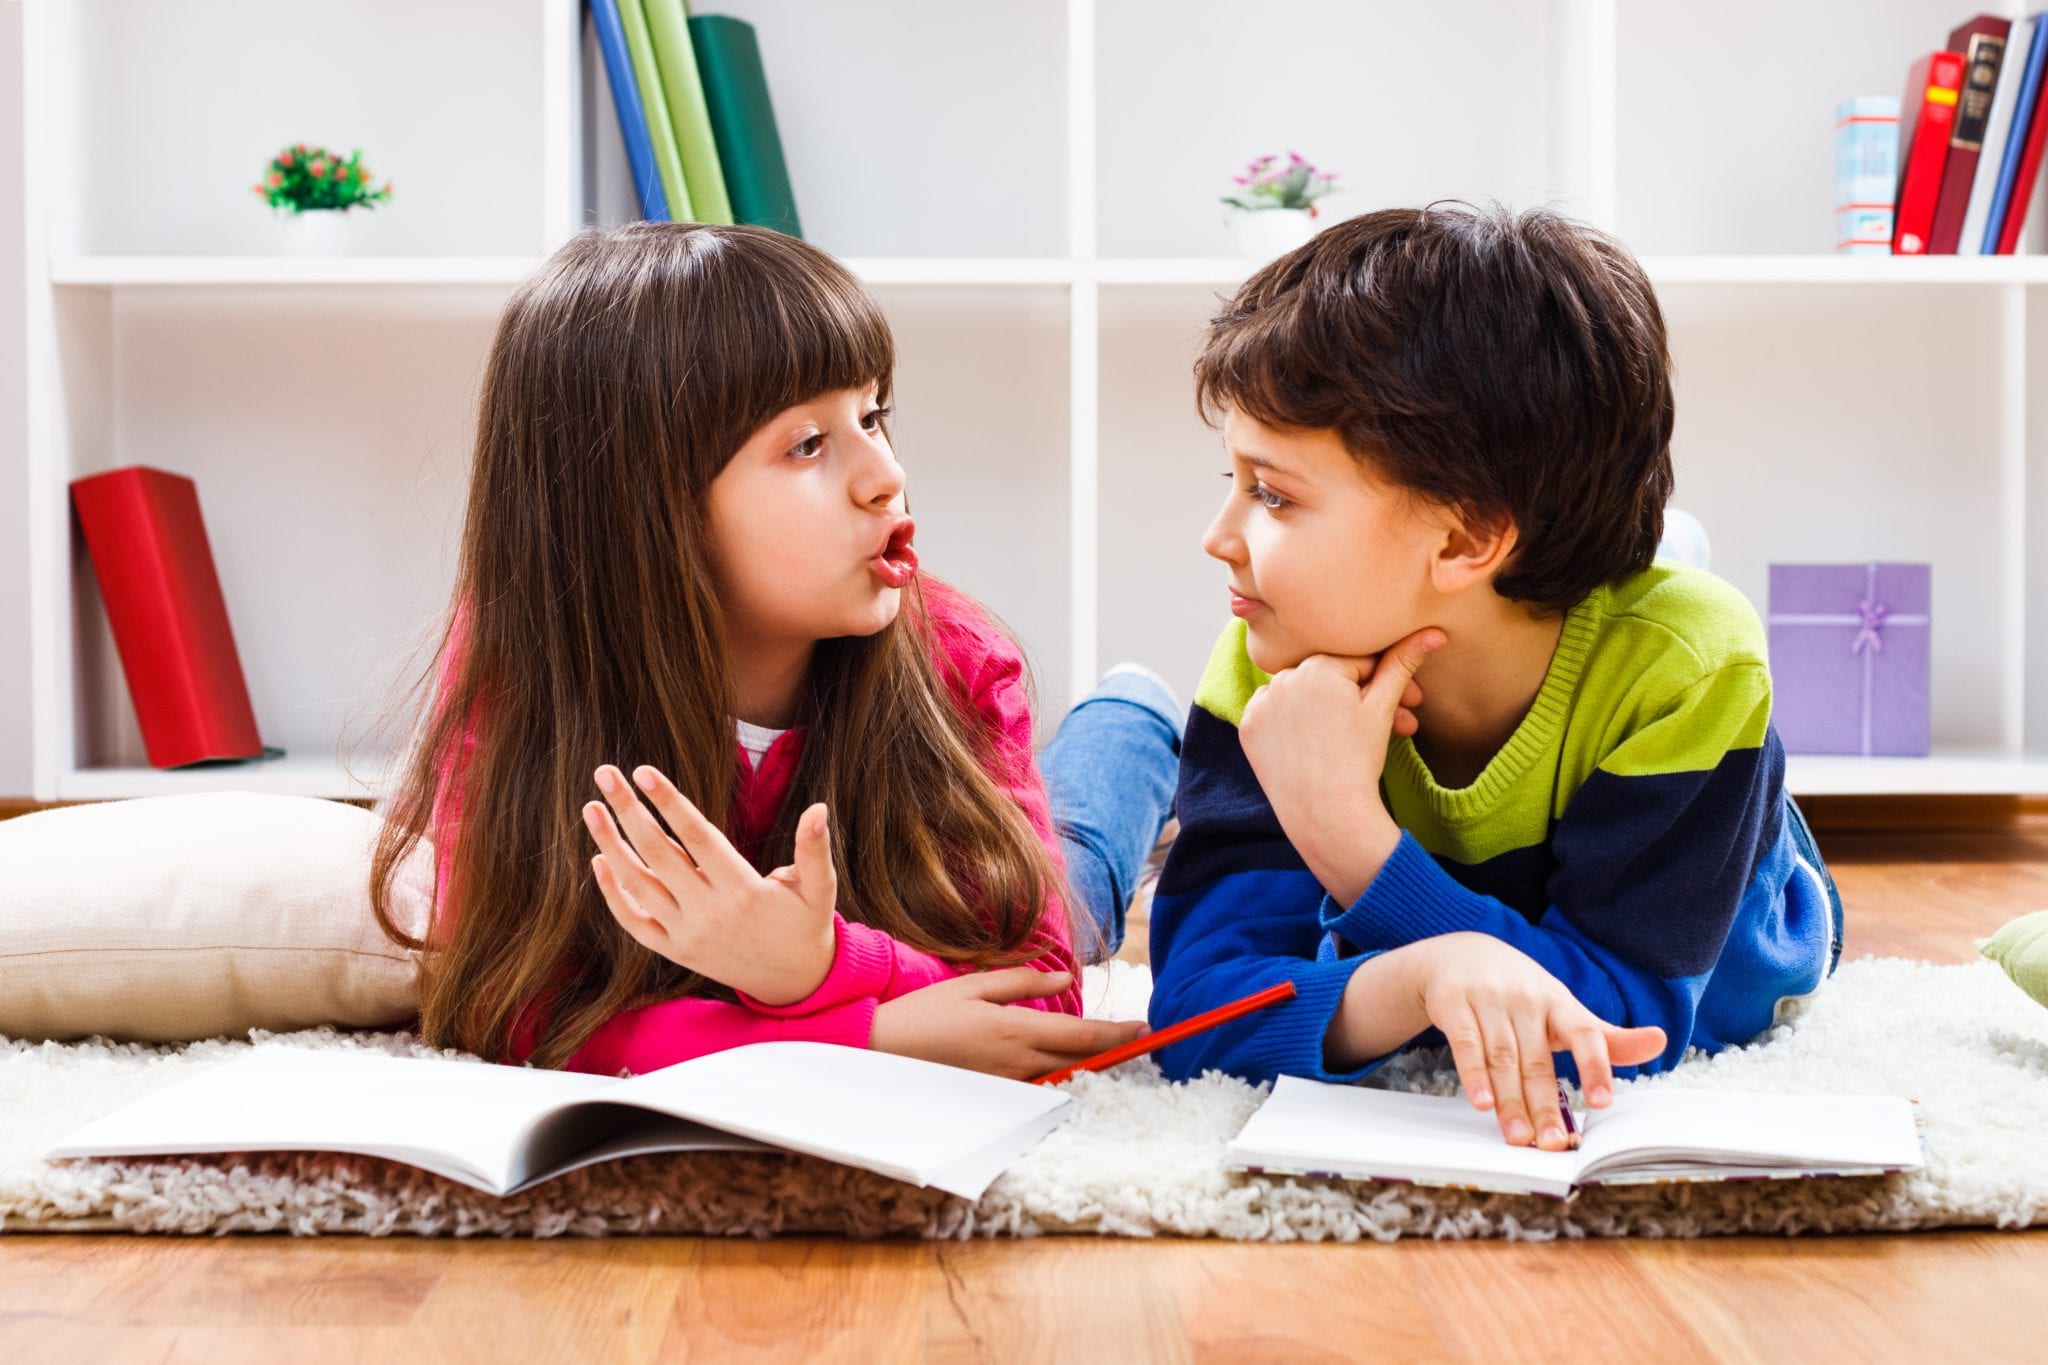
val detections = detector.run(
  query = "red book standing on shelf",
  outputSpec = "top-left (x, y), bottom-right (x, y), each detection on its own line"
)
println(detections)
top-left (1895, 51), bottom-right (1967, 254)
top-left (1928, 16), bottom-right (2011, 254)
top-left (70, 466), bottom-right (270, 769)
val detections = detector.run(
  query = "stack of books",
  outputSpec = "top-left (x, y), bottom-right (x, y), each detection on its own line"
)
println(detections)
top-left (587, 1), bottom-right (802, 237)
top-left (1882, 12), bottom-right (2048, 255)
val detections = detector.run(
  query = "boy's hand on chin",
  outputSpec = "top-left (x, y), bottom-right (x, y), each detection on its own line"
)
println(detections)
top-left (1240, 628), bottom-right (1445, 906)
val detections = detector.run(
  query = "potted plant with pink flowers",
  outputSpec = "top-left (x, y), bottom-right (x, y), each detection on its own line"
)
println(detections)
top-left (1222, 151), bottom-right (1339, 258)
top-left (252, 142), bottom-right (395, 256)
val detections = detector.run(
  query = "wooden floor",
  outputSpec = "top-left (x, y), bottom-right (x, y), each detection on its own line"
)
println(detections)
top-left (5, 819), bottom-right (2048, 1363)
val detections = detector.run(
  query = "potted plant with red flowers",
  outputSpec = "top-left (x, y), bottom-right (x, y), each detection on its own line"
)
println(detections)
top-left (252, 142), bottom-right (394, 256)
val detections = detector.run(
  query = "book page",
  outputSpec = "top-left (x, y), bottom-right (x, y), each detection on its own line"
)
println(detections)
top-left (604, 1041), bottom-right (1072, 1198)
top-left (1224, 1079), bottom-right (1592, 1198)
top-left (1576, 1089), bottom-right (1922, 1181)
top-left (45, 1046), bottom-right (619, 1194)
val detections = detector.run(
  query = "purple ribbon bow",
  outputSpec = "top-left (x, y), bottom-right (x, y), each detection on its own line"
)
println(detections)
top-left (1851, 599), bottom-right (1889, 656)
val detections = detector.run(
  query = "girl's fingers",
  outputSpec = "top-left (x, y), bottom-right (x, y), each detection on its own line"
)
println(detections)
top-left (1510, 1002), bottom-right (1568, 1150)
top-left (630, 765), bottom-right (755, 885)
top-left (592, 854), bottom-right (670, 955)
top-left (582, 801), bottom-right (679, 917)
top-left (1016, 1014), bottom-right (1148, 1054)
top-left (968, 966), bottom-right (1074, 1004)
top-left (593, 767), bottom-right (703, 886)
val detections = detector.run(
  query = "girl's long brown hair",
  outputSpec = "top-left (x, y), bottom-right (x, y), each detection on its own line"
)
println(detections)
top-left (368, 222), bottom-right (1070, 1068)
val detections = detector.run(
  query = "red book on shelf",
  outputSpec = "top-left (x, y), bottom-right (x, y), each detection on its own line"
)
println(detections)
top-left (1928, 16), bottom-right (2012, 254)
top-left (1895, 51), bottom-right (1967, 254)
top-left (70, 466), bottom-right (268, 769)
top-left (1998, 39), bottom-right (2048, 253)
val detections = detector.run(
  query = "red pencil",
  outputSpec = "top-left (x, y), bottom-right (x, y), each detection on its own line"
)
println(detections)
top-left (1031, 980), bottom-right (1298, 1085)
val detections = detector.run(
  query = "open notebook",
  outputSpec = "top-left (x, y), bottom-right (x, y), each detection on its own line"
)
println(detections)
top-left (44, 1041), bottom-right (1073, 1201)
top-left (1226, 1077), bottom-right (1924, 1201)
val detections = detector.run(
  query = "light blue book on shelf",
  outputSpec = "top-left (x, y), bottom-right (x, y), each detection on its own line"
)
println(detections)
top-left (1835, 95), bottom-right (1899, 255)
top-left (1984, 13), bottom-right (2048, 253)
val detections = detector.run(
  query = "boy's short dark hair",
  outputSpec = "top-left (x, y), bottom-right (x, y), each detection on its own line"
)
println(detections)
top-left (1194, 202), bottom-right (1674, 615)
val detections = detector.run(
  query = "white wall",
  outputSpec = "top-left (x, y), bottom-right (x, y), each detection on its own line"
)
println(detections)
top-left (0, 1), bottom-right (31, 798)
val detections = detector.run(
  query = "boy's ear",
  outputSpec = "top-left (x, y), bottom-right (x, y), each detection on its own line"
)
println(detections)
top-left (1432, 510), bottom-right (1518, 594)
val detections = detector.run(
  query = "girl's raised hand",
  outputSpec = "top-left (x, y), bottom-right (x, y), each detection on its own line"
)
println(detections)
top-left (584, 764), bottom-right (838, 1007)
top-left (870, 968), bottom-right (1147, 1080)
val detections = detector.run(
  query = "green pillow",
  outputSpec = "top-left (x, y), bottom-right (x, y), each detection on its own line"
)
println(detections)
top-left (1977, 909), bottom-right (2048, 1008)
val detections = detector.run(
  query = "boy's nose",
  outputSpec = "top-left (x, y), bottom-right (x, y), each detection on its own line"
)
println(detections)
top-left (1202, 503), bottom-right (1243, 565)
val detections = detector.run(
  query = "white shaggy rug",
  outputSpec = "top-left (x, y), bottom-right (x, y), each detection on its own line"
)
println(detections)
top-left (3, 956), bottom-right (2047, 1241)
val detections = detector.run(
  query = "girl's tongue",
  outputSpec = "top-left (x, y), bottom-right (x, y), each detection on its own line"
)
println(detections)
top-left (871, 520), bottom-right (918, 589)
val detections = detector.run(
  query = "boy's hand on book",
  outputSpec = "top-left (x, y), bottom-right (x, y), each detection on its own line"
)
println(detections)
top-left (1241, 629), bottom-right (1443, 905)
top-left (871, 969), bottom-right (1146, 1080)
top-left (583, 764), bottom-right (838, 1008)
top-left (1411, 933), bottom-right (1666, 1149)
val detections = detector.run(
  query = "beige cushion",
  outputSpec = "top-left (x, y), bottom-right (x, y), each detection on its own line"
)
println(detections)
top-left (0, 792), bottom-right (429, 1043)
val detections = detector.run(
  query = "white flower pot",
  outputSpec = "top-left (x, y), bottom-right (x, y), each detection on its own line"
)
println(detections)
top-left (277, 209), bottom-right (354, 257)
top-left (1231, 208), bottom-right (1321, 260)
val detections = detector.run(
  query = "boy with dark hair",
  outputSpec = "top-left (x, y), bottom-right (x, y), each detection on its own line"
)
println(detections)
top-left (1147, 203), bottom-right (1843, 1150)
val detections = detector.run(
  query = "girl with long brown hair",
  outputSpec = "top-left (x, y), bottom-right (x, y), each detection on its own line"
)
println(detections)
top-left (369, 222), bottom-right (1181, 1079)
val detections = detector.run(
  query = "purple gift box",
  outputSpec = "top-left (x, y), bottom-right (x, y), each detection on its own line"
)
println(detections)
top-left (1767, 563), bottom-right (1931, 756)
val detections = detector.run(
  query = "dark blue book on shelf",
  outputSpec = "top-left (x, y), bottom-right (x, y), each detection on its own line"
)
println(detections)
top-left (589, 0), bottom-right (670, 221)
top-left (1985, 12), bottom-right (2048, 251)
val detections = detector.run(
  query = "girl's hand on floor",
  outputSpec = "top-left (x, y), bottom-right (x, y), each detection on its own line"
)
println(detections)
top-left (870, 968), bottom-right (1146, 1080)
top-left (584, 763), bottom-right (838, 1008)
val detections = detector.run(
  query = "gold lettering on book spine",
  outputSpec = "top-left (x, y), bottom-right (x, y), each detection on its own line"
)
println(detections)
top-left (1953, 34), bottom-right (2006, 150)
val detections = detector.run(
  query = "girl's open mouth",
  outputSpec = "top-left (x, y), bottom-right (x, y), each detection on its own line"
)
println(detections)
top-left (871, 518), bottom-right (918, 589)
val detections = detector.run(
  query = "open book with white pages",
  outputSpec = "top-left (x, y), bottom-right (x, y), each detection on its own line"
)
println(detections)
top-left (45, 1041), bottom-right (1073, 1201)
top-left (1225, 1077), bottom-right (1924, 1201)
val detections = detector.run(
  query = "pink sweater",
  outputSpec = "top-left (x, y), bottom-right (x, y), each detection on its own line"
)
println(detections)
top-left (428, 580), bottom-right (1081, 1075)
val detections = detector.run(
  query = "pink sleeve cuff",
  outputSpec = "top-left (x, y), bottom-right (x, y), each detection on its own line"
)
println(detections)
top-left (736, 914), bottom-right (900, 1017)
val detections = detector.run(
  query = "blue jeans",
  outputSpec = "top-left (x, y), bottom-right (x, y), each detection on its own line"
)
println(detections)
top-left (1041, 670), bottom-right (1184, 961)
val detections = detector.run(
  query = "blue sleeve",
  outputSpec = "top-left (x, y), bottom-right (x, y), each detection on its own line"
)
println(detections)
top-left (1321, 669), bottom-right (1786, 1076)
top-left (1145, 703), bottom-right (1419, 1086)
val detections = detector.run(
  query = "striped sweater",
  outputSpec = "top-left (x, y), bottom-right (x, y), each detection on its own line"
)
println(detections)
top-left (1147, 562), bottom-right (1838, 1086)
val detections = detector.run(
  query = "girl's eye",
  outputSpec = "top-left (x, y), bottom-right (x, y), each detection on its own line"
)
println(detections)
top-left (789, 433), bottom-right (825, 460)
top-left (861, 405), bottom-right (893, 431)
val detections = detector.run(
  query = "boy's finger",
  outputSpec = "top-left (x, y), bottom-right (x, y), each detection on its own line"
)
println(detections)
top-left (1563, 1021), bottom-right (1615, 1108)
top-left (1392, 707), bottom-right (1420, 737)
top-left (1440, 1004), bottom-right (1495, 1111)
top-left (1361, 630), bottom-right (1446, 716)
top-left (1480, 1017), bottom-right (1533, 1146)
top-left (1604, 1023), bottom-right (1668, 1069)
top-left (1511, 1003), bottom-right (1569, 1150)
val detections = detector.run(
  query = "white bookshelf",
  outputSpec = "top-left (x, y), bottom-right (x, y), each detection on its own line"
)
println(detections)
top-left (18, 0), bottom-right (2048, 802)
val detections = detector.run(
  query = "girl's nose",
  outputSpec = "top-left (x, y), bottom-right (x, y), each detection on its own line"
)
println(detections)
top-left (855, 438), bottom-right (906, 508)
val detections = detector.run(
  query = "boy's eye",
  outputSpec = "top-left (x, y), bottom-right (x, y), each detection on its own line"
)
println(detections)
top-left (1221, 469), bottom-right (1289, 512)
top-left (1246, 481), bottom-right (1290, 512)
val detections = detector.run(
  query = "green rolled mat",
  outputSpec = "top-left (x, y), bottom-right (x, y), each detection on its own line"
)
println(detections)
top-left (688, 14), bottom-right (803, 238)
